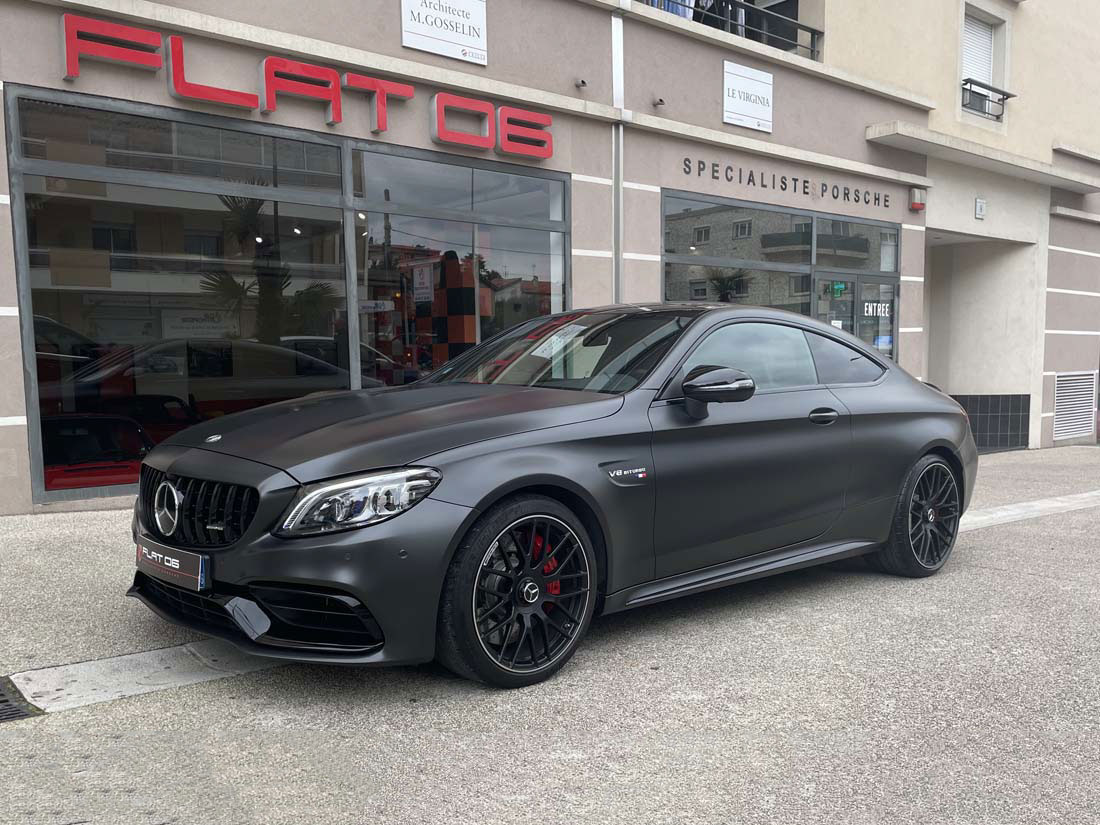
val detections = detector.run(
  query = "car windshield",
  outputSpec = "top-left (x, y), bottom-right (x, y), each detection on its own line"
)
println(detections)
top-left (428, 309), bottom-right (698, 393)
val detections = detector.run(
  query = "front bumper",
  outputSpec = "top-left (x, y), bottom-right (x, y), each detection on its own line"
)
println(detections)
top-left (129, 446), bottom-right (476, 666)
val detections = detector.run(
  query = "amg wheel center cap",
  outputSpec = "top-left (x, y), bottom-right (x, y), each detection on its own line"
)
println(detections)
top-left (520, 580), bottom-right (540, 604)
top-left (926, 508), bottom-right (936, 523)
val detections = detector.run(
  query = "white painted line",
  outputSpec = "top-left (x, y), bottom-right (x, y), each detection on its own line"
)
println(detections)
top-left (899, 327), bottom-right (924, 333)
top-left (571, 173), bottom-right (613, 186)
top-left (0, 194), bottom-right (10, 206)
top-left (1045, 329), bottom-right (1100, 336)
top-left (1049, 245), bottom-right (1100, 259)
top-left (902, 224), bottom-right (926, 232)
top-left (1048, 287), bottom-right (1100, 298)
top-left (900, 276), bottom-right (925, 282)
top-left (623, 252), bottom-right (661, 261)
top-left (624, 181), bottom-right (662, 193)
top-left (0, 306), bottom-right (19, 316)
top-left (959, 489), bottom-right (1100, 534)
top-left (1041, 412), bottom-right (1055, 418)
top-left (572, 248), bottom-right (614, 258)
top-left (0, 416), bottom-right (27, 426)
top-left (9, 639), bottom-right (279, 713)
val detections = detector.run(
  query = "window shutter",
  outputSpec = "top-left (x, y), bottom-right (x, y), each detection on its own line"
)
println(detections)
top-left (962, 15), bottom-right (994, 84)
top-left (1054, 372), bottom-right (1098, 440)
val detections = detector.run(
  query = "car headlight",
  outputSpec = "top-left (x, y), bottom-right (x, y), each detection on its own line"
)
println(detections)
top-left (277, 467), bottom-right (442, 537)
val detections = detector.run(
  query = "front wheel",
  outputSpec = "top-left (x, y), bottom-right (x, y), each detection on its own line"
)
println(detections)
top-left (871, 455), bottom-right (961, 578)
top-left (436, 495), bottom-right (597, 688)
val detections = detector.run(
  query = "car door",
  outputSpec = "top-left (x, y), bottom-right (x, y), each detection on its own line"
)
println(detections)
top-left (648, 320), bottom-right (852, 579)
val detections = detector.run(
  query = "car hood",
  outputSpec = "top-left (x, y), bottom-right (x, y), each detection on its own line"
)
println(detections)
top-left (163, 383), bottom-right (624, 483)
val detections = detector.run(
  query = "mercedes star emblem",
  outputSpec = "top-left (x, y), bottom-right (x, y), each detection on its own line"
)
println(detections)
top-left (154, 480), bottom-right (184, 537)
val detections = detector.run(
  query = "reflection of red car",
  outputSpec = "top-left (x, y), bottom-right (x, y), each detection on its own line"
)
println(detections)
top-left (42, 415), bottom-right (152, 491)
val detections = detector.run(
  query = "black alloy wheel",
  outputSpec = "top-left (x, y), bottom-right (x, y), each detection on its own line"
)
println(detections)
top-left (473, 515), bottom-right (591, 673)
top-left (872, 455), bottom-right (961, 578)
top-left (908, 462), bottom-right (960, 568)
top-left (436, 495), bottom-right (597, 688)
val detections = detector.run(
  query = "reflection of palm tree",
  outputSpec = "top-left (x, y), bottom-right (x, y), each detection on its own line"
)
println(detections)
top-left (708, 267), bottom-right (748, 303)
top-left (284, 282), bottom-right (340, 336)
top-left (199, 271), bottom-right (255, 337)
top-left (216, 194), bottom-right (285, 344)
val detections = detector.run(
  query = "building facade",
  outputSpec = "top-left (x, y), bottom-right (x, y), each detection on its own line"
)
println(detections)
top-left (0, 0), bottom-right (1096, 514)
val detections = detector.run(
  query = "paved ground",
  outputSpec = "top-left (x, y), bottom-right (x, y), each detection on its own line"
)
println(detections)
top-left (1, 447), bottom-right (1098, 824)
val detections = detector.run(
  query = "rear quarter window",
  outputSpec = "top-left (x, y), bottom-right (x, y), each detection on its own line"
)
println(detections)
top-left (805, 332), bottom-right (885, 384)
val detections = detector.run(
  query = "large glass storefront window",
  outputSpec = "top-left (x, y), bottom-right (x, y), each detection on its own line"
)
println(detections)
top-left (15, 97), bottom-right (569, 496)
top-left (25, 176), bottom-right (348, 490)
top-left (663, 193), bottom-right (899, 360)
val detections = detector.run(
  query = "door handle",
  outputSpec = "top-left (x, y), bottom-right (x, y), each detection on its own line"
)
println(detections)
top-left (808, 408), bottom-right (839, 425)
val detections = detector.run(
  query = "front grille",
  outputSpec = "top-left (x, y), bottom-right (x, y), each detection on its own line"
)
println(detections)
top-left (140, 464), bottom-right (259, 548)
top-left (139, 573), bottom-right (241, 635)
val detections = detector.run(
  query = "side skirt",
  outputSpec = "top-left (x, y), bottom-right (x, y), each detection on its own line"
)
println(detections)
top-left (601, 538), bottom-right (880, 614)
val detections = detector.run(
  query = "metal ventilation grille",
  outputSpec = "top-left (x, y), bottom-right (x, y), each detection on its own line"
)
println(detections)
top-left (1054, 372), bottom-right (1098, 440)
top-left (0, 678), bottom-right (36, 723)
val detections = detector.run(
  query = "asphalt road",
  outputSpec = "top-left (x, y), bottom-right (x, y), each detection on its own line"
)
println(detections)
top-left (1, 447), bottom-right (1099, 825)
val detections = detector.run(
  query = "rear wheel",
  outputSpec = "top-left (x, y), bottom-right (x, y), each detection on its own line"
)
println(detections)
top-left (872, 455), bottom-right (961, 577)
top-left (436, 495), bottom-right (597, 688)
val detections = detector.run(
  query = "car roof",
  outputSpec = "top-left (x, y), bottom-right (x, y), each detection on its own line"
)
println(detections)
top-left (546, 303), bottom-right (891, 364)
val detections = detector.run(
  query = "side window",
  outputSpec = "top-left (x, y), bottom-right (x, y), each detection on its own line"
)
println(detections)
top-left (682, 322), bottom-right (817, 391)
top-left (805, 332), bottom-right (885, 384)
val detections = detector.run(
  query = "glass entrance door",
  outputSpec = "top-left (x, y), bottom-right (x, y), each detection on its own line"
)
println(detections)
top-left (814, 276), bottom-right (855, 334)
top-left (856, 278), bottom-right (897, 359)
top-left (815, 274), bottom-right (897, 359)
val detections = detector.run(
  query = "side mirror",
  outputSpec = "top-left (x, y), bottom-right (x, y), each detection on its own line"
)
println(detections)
top-left (681, 365), bottom-right (756, 419)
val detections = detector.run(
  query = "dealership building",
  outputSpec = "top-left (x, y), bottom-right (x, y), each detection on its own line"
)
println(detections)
top-left (0, 0), bottom-right (1097, 514)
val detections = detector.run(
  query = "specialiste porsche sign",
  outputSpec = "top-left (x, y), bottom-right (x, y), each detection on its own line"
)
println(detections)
top-left (59, 13), bottom-right (551, 160)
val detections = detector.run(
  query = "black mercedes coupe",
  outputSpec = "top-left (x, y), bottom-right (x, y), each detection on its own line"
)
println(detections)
top-left (130, 304), bottom-right (977, 687)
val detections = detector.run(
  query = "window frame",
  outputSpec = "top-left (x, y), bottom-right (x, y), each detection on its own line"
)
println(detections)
top-left (803, 329), bottom-right (889, 388)
top-left (5, 84), bottom-right (571, 504)
top-left (659, 318), bottom-right (826, 400)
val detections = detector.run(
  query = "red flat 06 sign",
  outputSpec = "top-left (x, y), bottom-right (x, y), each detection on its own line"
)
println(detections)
top-left (61, 13), bottom-right (551, 160)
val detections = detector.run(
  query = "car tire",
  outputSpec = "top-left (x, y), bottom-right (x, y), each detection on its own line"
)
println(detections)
top-left (436, 495), bottom-right (598, 688)
top-left (872, 454), bottom-right (962, 578)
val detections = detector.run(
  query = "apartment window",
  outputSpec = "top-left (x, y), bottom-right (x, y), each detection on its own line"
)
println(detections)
top-left (733, 220), bottom-right (753, 239)
top-left (962, 14), bottom-right (994, 85)
top-left (961, 11), bottom-right (1012, 120)
top-left (693, 225), bottom-right (711, 245)
top-left (689, 280), bottom-right (708, 301)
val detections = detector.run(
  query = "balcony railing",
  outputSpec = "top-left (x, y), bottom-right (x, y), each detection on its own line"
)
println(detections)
top-left (961, 78), bottom-right (1015, 122)
top-left (643, 0), bottom-right (823, 62)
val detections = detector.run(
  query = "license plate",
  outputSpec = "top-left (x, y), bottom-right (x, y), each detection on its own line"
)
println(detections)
top-left (136, 539), bottom-right (209, 592)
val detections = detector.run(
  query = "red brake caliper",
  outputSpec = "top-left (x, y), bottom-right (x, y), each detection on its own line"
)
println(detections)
top-left (532, 534), bottom-right (561, 597)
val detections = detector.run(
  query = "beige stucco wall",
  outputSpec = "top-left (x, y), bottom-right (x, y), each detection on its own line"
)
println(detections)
top-left (823, 0), bottom-right (1100, 168)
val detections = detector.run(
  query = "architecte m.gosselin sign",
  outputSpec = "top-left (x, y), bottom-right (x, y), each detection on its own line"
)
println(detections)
top-left (401, 0), bottom-right (487, 66)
